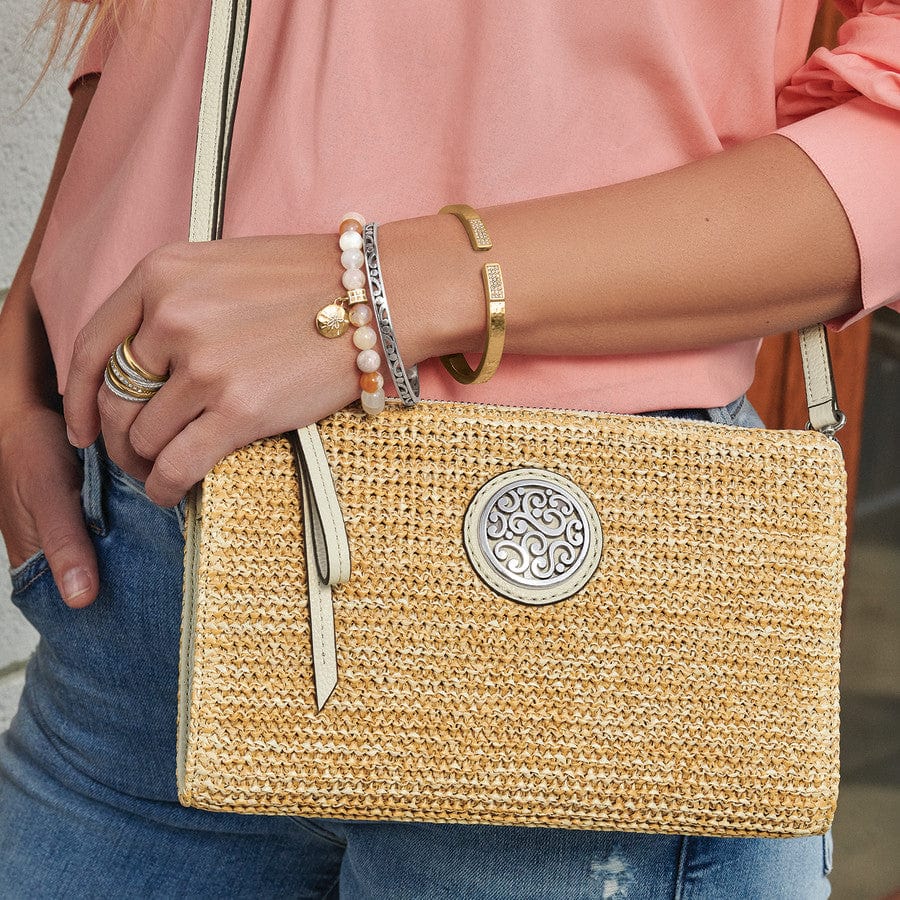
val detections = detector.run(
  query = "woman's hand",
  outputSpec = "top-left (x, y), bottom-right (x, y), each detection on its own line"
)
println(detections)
top-left (0, 404), bottom-right (99, 607)
top-left (64, 235), bottom-right (373, 507)
top-left (0, 77), bottom-right (101, 606)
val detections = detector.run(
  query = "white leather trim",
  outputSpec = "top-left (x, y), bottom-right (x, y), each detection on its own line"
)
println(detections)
top-left (295, 424), bottom-right (351, 586)
top-left (300, 457), bottom-right (338, 711)
top-left (177, 482), bottom-right (204, 797)
top-left (215, 0), bottom-right (249, 231)
top-left (189, 0), bottom-right (236, 243)
top-left (799, 324), bottom-right (842, 433)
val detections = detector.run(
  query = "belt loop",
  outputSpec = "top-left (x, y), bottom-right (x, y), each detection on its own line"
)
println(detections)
top-left (81, 441), bottom-right (108, 536)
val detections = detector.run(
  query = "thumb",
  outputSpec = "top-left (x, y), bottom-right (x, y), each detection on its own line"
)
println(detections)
top-left (30, 479), bottom-right (100, 609)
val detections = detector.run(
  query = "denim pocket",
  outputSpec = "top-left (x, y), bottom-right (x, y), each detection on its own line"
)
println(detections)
top-left (8, 551), bottom-right (58, 637)
top-left (9, 549), bottom-right (51, 596)
top-left (101, 452), bottom-right (187, 532)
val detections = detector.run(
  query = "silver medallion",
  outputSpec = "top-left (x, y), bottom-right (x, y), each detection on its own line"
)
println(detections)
top-left (463, 468), bottom-right (603, 605)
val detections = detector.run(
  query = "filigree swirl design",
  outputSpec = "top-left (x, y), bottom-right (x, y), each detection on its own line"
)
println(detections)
top-left (480, 483), bottom-right (589, 588)
top-left (363, 223), bottom-right (420, 403)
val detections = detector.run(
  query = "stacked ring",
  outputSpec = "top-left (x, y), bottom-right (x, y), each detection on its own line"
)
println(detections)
top-left (121, 335), bottom-right (167, 384)
top-left (103, 335), bottom-right (168, 403)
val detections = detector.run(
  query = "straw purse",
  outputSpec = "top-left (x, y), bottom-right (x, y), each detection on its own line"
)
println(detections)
top-left (177, 0), bottom-right (846, 837)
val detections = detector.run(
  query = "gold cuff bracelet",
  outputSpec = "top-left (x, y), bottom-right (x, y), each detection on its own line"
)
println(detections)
top-left (439, 204), bottom-right (506, 386)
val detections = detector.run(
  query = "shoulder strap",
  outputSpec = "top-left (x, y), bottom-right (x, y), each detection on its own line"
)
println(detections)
top-left (189, 0), bottom-right (250, 243)
top-left (189, 0), bottom-right (846, 439)
top-left (799, 324), bottom-right (845, 436)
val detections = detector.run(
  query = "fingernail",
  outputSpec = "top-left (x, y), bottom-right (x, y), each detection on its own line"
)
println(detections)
top-left (62, 568), bottom-right (91, 602)
top-left (66, 426), bottom-right (77, 446)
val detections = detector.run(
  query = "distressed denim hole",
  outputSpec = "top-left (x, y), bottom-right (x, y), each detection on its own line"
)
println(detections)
top-left (590, 850), bottom-right (634, 899)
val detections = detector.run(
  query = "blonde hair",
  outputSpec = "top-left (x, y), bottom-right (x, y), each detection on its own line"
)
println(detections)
top-left (30, 0), bottom-right (129, 92)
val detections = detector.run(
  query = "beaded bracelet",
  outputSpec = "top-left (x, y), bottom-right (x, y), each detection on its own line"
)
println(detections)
top-left (314, 212), bottom-right (386, 416)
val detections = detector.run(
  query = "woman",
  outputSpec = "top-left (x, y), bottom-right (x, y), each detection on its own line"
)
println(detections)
top-left (1, 1), bottom-right (897, 896)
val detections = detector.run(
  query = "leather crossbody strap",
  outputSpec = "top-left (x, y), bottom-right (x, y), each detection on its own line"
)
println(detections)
top-left (190, 0), bottom-right (346, 709)
top-left (189, 0), bottom-right (250, 243)
top-left (799, 324), bottom-right (846, 436)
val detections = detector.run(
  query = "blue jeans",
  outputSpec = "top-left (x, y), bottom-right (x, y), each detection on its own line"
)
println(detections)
top-left (0, 397), bottom-right (832, 898)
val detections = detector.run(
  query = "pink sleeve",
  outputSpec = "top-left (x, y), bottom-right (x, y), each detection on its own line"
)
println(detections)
top-left (68, 14), bottom-right (117, 92)
top-left (775, 1), bottom-right (900, 328)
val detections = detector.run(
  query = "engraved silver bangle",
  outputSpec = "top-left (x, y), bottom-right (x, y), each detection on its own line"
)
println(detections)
top-left (362, 223), bottom-right (420, 406)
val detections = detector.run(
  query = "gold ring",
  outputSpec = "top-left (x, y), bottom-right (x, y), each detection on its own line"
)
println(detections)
top-left (104, 356), bottom-right (158, 402)
top-left (107, 354), bottom-right (158, 395)
top-left (121, 335), bottom-right (168, 383)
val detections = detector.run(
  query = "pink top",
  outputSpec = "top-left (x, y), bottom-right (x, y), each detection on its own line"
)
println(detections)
top-left (33, 0), bottom-right (900, 412)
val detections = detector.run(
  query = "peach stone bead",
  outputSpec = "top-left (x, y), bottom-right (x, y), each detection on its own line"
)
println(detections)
top-left (339, 230), bottom-right (364, 251)
top-left (352, 324), bottom-right (377, 350)
top-left (357, 349), bottom-right (381, 372)
top-left (359, 370), bottom-right (384, 392)
top-left (341, 248), bottom-right (364, 270)
top-left (361, 387), bottom-right (386, 415)
top-left (340, 213), bottom-right (365, 235)
top-left (349, 304), bottom-right (372, 326)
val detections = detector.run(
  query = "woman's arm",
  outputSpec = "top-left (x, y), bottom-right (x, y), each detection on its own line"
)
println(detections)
top-left (0, 77), bottom-right (101, 607)
top-left (63, 128), bottom-right (865, 509)
top-left (379, 133), bottom-right (862, 364)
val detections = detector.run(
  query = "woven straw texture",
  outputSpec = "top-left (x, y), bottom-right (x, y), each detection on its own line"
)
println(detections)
top-left (178, 400), bottom-right (845, 836)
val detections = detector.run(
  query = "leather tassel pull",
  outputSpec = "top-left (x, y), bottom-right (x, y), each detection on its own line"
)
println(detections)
top-left (292, 425), bottom-right (351, 710)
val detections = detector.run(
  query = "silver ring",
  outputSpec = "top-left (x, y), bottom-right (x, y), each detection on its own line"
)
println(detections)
top-left (104, 366), bottom-right (151, 403)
